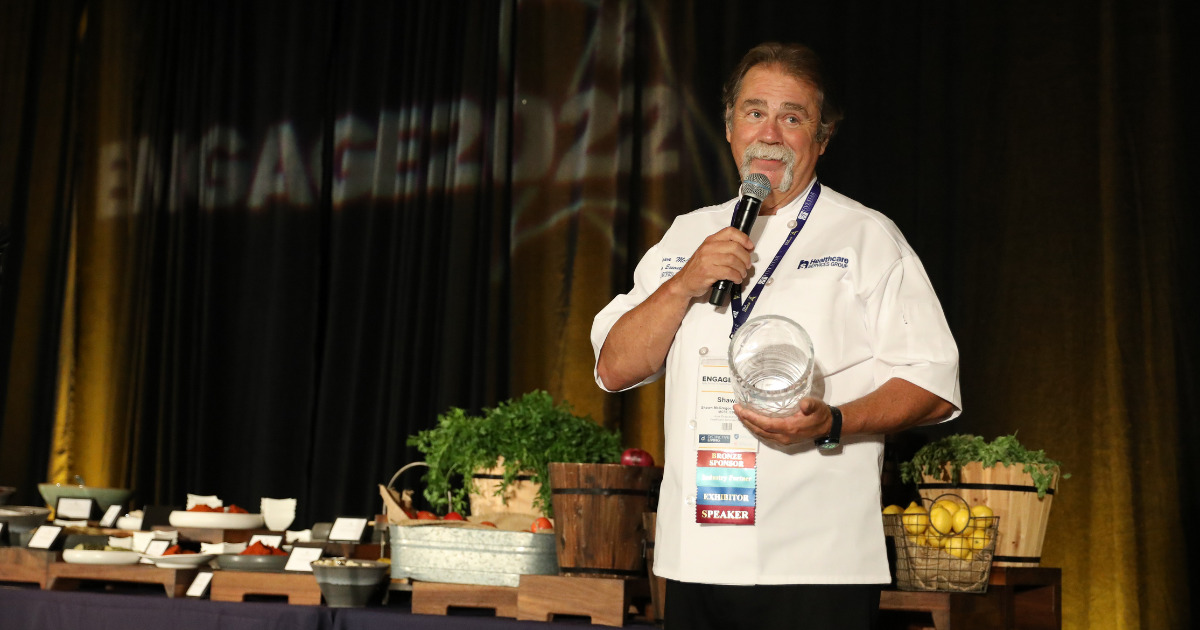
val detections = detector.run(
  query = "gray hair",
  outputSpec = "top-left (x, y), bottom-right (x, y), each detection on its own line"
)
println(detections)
top-left (722, 42), bottom-right (843, 144)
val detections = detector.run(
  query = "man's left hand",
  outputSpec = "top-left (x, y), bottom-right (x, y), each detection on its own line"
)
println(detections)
top-left (733, 397), bottom-right (833, 447)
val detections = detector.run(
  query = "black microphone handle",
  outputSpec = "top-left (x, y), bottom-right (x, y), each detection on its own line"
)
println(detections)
top-left (708, 196), bottom-right (763, 306)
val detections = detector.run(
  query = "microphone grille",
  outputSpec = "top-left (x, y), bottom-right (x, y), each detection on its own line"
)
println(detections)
top-left (742, 173), bottom-right (772, 201)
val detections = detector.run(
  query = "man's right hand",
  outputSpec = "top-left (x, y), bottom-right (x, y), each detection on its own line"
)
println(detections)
top-left (665, 226), bottom-right (756, 298)
top-left (596, 226), bottom-right (756, 391)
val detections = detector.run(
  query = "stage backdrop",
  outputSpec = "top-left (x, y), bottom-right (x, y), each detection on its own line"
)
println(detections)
top-left (2, 2), bottom-right (1196, 629)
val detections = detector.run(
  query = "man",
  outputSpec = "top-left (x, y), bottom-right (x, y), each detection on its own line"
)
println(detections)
top-left (590, 42), bottom-right (960, 629)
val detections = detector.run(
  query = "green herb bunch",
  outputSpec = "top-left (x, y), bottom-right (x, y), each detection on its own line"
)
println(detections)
top-left (407, 390), bottom-right (622, 517)
top-left (899, 433), bottom-right (1069, 498)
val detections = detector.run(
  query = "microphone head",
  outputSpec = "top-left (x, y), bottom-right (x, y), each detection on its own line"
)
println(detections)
top-left (742, 173), bottom-right (772, 201)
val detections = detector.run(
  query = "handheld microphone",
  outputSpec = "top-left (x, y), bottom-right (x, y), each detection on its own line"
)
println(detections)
top-left (709, 173), bottom-right (772, 306)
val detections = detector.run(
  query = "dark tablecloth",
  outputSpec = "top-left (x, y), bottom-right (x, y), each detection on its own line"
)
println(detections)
top-left (0, 586), bottom-right (656, 629)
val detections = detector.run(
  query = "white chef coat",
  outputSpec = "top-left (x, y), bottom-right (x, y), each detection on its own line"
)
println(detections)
top-left (590, 179), bottom-right (960, 585)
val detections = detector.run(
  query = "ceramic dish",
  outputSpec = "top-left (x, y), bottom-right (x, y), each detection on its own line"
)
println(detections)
top-left (142, 552), bottom-right (216, 569)
top-left (62, 549), bottom-right (141, 565)
top-left (215, 553), bottom-right (288, 572)
top-left (168, 511), bottom-right (265, 530)
top-left (38, 484), bottom-right (132, 512)
top-left (0, 506), bottom-right (51, 532)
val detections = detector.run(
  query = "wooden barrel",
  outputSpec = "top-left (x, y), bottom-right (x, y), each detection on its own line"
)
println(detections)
top-left (548, 462), bottom-right (663, 578)
top-left (918, 462), bottom-right (1058, 567)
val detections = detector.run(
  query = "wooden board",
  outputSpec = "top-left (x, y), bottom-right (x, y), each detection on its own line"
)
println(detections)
top-left (209, 570), bottom-right (322, 605)
top-left (879, 566), bottom-right (1061, 630)
top-left (517, 574), bottom-right (648, 627)
top-left (411, 581), bottom-right (518, 617)
top-left (47, 561), bottom-right (196, 597)
top-left (0, 547), bottom-right (56, 587)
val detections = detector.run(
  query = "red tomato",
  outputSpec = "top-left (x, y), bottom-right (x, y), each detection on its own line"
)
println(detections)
top-left (479, 521), bottom-right (497, 528)
top-left (621, 447), bottom-right (655, 467)
top-left (416, 510), bottom-right (439, 520)
top-left (531, 517), bottom-right (553, 533)
top-left (443, 512), bottom-right (465, 521)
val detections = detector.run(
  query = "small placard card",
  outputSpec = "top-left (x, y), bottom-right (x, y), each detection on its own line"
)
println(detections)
top-left (27, 525), bottom-right (64, 550)
top-left (99, 504), bottom-right (123, 528)
top-left (327, 517), bottom-right (368, 543)
top-left (248, 534), bottom-right (284, 549)
top-left (186, 572), bottom-right (213, 598)
top-left (143, 539), bottom-right (171, 556)
top-left (284, 546), bottom-right (323, 572)
top-left (56, 497), bottom-right (96, 521)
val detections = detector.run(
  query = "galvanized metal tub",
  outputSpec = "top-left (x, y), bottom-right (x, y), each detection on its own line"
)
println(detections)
top-left (389, 524), bottom-right (557, 587)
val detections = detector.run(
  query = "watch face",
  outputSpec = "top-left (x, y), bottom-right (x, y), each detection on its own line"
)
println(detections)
top-left (818, 441), bottom-right (839, 450)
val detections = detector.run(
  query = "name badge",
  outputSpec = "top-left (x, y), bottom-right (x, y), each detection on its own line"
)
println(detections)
top-left (693, 359), bottom-right (757, 525)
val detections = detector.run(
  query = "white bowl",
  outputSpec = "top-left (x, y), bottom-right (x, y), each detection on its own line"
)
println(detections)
top-left (63, 549), bottom-right (141, 565)
top-left (168, 511), bottom-right (264, 530)
top-left (142, 552), bottom-right (216, 569)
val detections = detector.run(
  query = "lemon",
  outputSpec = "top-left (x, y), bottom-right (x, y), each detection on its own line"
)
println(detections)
top-left (933, 499), bottom-right (960, 514)
top-left (969, 528), bottom-right (991, 550)
top-left (902, 502), bottom-right (929, 535)
top-left (945, 535), bottom-right (973, 560)
top-left (970, 504), bottom-right (995, 528)
top-left (952, 507), bottom-right (972, 534)
top-left (929, 506), bottom-right (953, 535)
top-left (882, 504), bottom-right (904, 515)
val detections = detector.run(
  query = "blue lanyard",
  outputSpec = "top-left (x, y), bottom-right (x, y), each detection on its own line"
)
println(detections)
top-left (730, 181), bottom-right (822, 337)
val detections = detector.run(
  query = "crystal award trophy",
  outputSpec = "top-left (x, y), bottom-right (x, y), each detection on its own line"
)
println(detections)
top-left (728, 315), bottom-right (814, 417)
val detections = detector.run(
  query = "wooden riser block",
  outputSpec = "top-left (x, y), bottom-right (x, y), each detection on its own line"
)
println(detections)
top-left (47, 562), bottom-right (196, 598)
top-left (411, 581), bottom-right (519, 618)
top-left (0, 548), bottom-right (55, 588)
top-left (518, 574), bottom-right (644, 627)
top-left (210, 570), bottom-right (322, 605)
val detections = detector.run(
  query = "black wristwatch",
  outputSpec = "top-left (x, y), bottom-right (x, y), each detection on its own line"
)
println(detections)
top-left (814, 405), bottom-right (842, 450)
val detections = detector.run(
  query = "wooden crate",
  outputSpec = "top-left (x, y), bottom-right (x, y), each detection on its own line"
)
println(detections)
top-left (47, 562), bottom-right (196, 597)
top-left (411, 581), bottom-right (518, 617)
top-left (209, 570), bottom-right (322, 605)
top-left (517, 574), bottom-right (649, 627)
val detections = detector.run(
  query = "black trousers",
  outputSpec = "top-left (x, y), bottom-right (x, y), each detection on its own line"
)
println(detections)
top-left (664, 579), bottom-right (881, 630)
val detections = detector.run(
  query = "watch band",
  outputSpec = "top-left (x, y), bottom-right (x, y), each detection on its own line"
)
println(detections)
top-left (814, 405), bottom-right (842, 450)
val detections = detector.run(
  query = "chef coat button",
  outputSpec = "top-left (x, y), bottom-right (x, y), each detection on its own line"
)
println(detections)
top-left (766, 277), bottom-right (774, 286)
top-left (688, 420), bottom-right (697, 429)
top-left (787, 219), bottom-right (797, 229)
top-left (698, 346), bottom-right (708, 356)
top-left (686, 495), bottom-right (695, 506)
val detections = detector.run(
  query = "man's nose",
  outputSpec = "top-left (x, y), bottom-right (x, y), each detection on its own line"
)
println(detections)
top-left (756, 118), bottom-right (782, 142)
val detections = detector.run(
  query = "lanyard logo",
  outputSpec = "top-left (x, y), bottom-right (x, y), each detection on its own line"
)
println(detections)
top-left (730, 182), bottom-right (822, 337)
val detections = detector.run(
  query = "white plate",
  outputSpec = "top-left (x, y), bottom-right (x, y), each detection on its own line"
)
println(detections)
top-left (142, 552), bottom-right (216, 569)
top-left (168, 511), bottom-right (264, 530)
top-left (62, 549), bottom-right (141, 565)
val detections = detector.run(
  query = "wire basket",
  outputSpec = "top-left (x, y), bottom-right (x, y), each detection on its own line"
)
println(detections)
top-left (883, 498), bottom-right (1000, 593)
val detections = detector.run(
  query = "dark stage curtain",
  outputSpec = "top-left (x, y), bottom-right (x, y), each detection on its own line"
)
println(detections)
top-left (2, 1), bottom-right (1197, 628)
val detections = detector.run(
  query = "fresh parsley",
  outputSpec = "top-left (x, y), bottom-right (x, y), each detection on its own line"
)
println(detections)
top-left (407, 391), bottom-right (622, 517)
top-left (899, 433), bottom-right (1069, 498)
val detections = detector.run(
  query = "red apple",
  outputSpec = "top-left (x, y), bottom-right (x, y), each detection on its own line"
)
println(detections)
top-left (621, 447), bottom-right (655, 467)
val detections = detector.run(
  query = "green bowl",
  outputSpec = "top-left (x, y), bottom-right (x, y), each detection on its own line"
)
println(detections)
top-left (38, 484), bottom-right (132, 513)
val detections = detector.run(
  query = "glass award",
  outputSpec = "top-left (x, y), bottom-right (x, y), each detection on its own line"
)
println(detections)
top-left (728, 315), bottom-right (814, 417)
